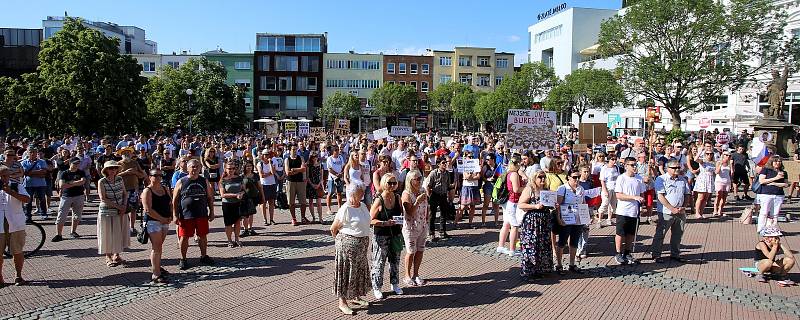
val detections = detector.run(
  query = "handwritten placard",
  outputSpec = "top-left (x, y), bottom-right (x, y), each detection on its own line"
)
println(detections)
top-left (462, 159), bottom-right (480, 173)
top-left (539, 191), bottom-right (557, 207)
top-left (560, 204), bottom-right (591, 225)
top-left (373, 128), bottom-right (389, 140)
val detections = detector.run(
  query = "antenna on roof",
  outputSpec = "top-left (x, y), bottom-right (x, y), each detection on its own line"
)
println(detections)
top-left (65, 11), bottom-right (68, 17)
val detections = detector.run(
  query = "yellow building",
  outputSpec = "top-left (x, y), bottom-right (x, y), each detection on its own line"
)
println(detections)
top-left (430, 47), bottom-right (514, 92)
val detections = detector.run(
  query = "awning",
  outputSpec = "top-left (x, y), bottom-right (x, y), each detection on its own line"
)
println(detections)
top-left (253, 118), bottom-right (277, 124)
top-left (579, 44), bottom-right (600, 55)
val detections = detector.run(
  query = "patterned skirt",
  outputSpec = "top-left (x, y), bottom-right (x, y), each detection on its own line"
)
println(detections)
top-left (693, 171), bottom-right (715, 193)
top-left (334, 233), bottom-right (371, 299)
top-left (519, 209), bottom-right (554, 277)
top-left (460, 185), bottom-right (481, 205)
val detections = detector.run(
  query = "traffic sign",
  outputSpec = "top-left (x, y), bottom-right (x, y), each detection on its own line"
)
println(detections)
top-left (699, 118), bottom-right (711, 129)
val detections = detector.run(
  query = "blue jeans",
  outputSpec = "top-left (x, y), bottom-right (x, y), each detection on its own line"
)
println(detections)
top-left (25, 186), bottom-right (48, 219)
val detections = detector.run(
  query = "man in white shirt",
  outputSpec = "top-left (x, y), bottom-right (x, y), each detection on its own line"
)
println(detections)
top-left (391, 140), bottom-right (407, 170)
top-left (614, 157), bottom-right (646, 265)
top-left (326, 146), bottom-right (345, 215)
top-left (0, 165), bottom-right (31, 286)
top-left (599, 156), bottom-right (620, 226)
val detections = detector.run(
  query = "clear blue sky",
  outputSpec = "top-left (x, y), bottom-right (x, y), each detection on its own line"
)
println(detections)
top-left (2, 0), bottom-right (620, 66)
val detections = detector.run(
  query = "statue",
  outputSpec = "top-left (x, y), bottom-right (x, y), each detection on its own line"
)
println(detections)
top-left (765, 66), bottom-right (789, 120)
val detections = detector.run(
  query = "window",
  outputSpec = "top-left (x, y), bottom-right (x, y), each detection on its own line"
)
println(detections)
top-left (261, 76), bottom-right (277, 90)
top-left (142, 62), bottom-right (156, 72)
top-left (410, 81), bottom-right (417, 89)
top-left (496, 58), bottom-right (509, 69)
top-left (300, 56), bottom-right (319, 72)
top-left (459, 73), bottom-right (472, 85)
top-left (458, 56), bottom-right (471, 67)
top-left (439, 56), bottom-right (452, 66)
top-left (478, 74), bottom-right (490, 87)
top-left (295, 37), bottom-right (321, 52)
top-left (410, 63), bottom-right (418, 74)
top-left (478, 56), bottom-right (490, 67)
top-left (259, 96), bottom-right (279, 109)
top-left (495, 76), bottom-right (504, 86)
top-left (387, 81), bottom-right (395, 85)
top-left (235, 61), bottom-right (251, 70)
top-left (325, 79), bottom-right (380, 89)
top-left (399, 81), bottom-right (406, 86)
top-left (421, 81), bottom-right (429, 92)
top-left (284, 96), bottom-right (309, 111)
top-left (258, 56), bottom-right (270, 71)
top-left (422, 64), bottom-right (430, 74)
top-left (534, 25), bottom-right (563, 43)
top-left (275, 56), bottom-right (298, 71)
top-left (399, 63), bottom-right (407, 74)
top-left (297, 77), bottom-right (317, 91)
top-left (235, 79), bottom-right (251, 88)
top-left (278, 77), bottom-right (292, 91)
top-left (387, 63), bottom-right (395, 74)
top-left (167, 61), bottom-right (180, 69)
top-left (440, 75), bottom-right (452, 84)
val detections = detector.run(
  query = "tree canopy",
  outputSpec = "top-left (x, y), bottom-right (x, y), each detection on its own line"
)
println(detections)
top-left (598, 0), bottom-right (797, 128)
top-left (318, 91), bottom-right (363, 120)
top-left (370, 83), bottom-right (418, 125)
top-left (545, 67), bottom-right (626, 125)
top-left (474, 62), bottom-right (557, 124)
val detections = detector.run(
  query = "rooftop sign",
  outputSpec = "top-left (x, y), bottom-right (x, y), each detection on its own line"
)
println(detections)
top-left (538, 3), bottom-right (568, 21)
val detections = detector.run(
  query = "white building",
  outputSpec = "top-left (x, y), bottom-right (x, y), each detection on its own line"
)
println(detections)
top-left (528, 1), bottom-right (800, 134)
top-left (43, 16), bottom-right (157, 55)
top-left (130, 52), bottom-right (201, 77)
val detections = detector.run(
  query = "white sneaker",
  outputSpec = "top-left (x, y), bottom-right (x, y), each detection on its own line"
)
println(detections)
top-left (496, 246), bottom-right (509, 255)
top-left (373, 289), bottom-right (384, 300)
top-left (508, 249), bottom-right (521, 257)
top-left (391, 284), bottom-right (403, 295)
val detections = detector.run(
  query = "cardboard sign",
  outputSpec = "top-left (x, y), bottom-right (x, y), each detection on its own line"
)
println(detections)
top-left (335, 119), bottom-right (350, 136)
top-left (539, 191), bottom-right (557, 207)
top-left (573, 143), bottom-right (588, 152)
top-left (462, 159), bottom-right (481, 173)
top-left (298, 123), bottom-right (309, 137)
top-left (373, 128), bottom-right (389, 140)
top-left (391, 126), bottom-right (412, 137)
top-left (560, 204), bottom-right (591, 225)
top-left (506, 109), bottom-right (557, 151)
top-left (456, 158), bottom-right (464, 173)
top-left (310, 127), bottom-right (325, 139)
top-left (285, 122), bottom-right (297, 136)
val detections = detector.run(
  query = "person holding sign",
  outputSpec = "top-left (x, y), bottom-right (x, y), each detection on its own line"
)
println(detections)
top-left (517, 169), bottom-right (555, 280)
top-left (614, 157), bottom-right (647, 265)
top-left (651, 160), bottom-right (691, 263)
top-left (456, 151), bottom-right (481, 229)
top-left (555, 169), bottom-right (601, 274)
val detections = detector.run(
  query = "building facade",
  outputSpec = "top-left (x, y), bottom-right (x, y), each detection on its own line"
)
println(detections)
top-left (430, 48), bottom-right (515, 93)
top-left (43, 16), bottom-right (156, 54)
top-left (129, 53), bottom-right (200, 78)
top-left (383, 54), bottom-right (434, 130)
top-left (252, 33), bottom-right (327, 121)
top-left (202, 50), bottom-right (255, 123)
top-left (0, 28), bottom-right (42, 78)
top-left (323, 52), bottom-right (383, 131)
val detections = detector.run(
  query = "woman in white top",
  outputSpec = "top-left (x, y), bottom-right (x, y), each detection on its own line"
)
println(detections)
top-left (713, 151), bottom-right (733, 217)
top-left (257, 150), bottom-right (277, 225)
top-left (343, 152), bottom-right (363, 187)
top-left (693, 151), bottom-right (716, 219)
top-left (401, 170), bottom-right (429, 287)
top-left (358, 149), bottom-right (373, 206)
top-left (330, 180), bottom-right (371, 315)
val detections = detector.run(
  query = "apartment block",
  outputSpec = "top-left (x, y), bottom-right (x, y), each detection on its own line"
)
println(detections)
top-left (203, 49), bottom-right (255, 122)
top-left (383, 54), bottom-right (434, 130)
top-left (129, 52), bottom-right (200, 77)
top-left (431, 47), bottom-right (514, 92)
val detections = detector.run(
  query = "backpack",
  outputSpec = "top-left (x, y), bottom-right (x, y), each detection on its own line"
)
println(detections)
top-left (492, 172), bottom-right (509, 205)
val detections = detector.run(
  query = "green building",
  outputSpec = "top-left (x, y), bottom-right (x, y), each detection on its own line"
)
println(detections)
top-left (202, 49), bottom-right (255, 124)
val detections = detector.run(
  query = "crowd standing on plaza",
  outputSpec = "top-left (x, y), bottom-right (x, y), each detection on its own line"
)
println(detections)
top-left (0, 126), bottom-right (797, 313)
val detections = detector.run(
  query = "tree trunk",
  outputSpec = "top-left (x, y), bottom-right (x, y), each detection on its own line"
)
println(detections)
top-left (668, 106), bottom-right (682, 131)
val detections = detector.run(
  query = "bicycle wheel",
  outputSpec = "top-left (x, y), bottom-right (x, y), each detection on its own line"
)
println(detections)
top-left (3, 221), bottom-right (46, 258)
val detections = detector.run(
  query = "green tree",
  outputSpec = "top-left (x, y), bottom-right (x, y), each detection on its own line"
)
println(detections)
top-left (545, 67), bottom-right (626, 125)
top-left (475, 62), bottom-right (557, 125)
top-left (428, 81), bottom-right (472, 128)
top-left (370, 83), bottom-right (418, 126)
top-left (319, 91), bottom-right (363, 120)
top-left (598, 0), bottom-right (796, 129)
top-left (146, 58), bottom-right (247, 132)
top-left (33, 17), bottom-right (148, 134)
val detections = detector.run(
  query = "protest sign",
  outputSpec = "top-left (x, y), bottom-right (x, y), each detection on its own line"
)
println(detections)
top-left (506, 109), bottom-right (557, 151)
top-left (540, 191), bottom-right (557, 207)
top-left (298, 122), bottom-right (309, 137)
top-left (310, 127), bottom-right (325, 139)
top-left (462, 159), bottom-right (480, 173)
top-left (391, 126), bottom-right (412, 137)
top-left (284, 122), bottom-right (297, 136)
top-left (373, 128), bottom-right (389, 140)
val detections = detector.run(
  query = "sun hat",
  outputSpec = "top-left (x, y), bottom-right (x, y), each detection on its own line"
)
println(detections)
top-left (760, 226), bottom-right (783, 237)
top-left (101, 160), bottom-right (122, 177)
top-left (116, 147), bottom-right (134, 156)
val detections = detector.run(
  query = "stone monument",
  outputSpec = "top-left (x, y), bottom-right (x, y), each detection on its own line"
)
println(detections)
top-left (752, 66), bottom-right (795, 157)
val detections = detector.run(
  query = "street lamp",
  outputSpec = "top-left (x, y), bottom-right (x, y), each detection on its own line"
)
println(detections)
top-left (186, 88), bottom-right (194, 135)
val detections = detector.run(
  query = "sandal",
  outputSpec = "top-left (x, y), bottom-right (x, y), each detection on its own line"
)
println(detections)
top-left (301, 217), bottom-right (311, 224)
top-left (106, 260), bottom-right (118, 267)
top-left (150, 276), bottom-right (169, 284)
top-left (350, 299), bottom-right (369, 307)
top-left (227, 241), bottom-right (235, 248)
top-left (291, 219), bottom-right (299, 226)
top-left (338, 305), bottom-right (354, 315)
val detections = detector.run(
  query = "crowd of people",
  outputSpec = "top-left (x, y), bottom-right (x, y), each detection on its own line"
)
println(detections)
top-left (0, 126), bottom-right (796, 314)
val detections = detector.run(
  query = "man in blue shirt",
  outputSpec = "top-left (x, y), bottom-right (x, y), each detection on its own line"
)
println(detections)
top-left (21, 147), bottom-right (50, 220)
top-left (651, 159), bottom-right (691, 263)
top-left (462, 136), bottom-right (482, 160)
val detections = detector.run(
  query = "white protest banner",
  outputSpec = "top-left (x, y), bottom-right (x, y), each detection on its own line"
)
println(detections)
top-left (391, 126), bottom-right (412, 137)
top-left (462, 159), bottom-right (480, 173)
top-left (298, 122), bottom-right (309, 137)
top-left (539, 191), bottom-right (557, 207)
top-left (577, 204), bottom-right (590, 225)
top-left (373, 128), bottom-right (389, 140)
top-left (560, 206), bottom-right (578, 225)
top-left (506, 109), bottom-right (557, 151)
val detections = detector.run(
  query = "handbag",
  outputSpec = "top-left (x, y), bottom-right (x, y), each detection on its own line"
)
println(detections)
top-left (379, 194), bottom-right (405, 255)
top-left (137, 217), bottom-right (149, 244)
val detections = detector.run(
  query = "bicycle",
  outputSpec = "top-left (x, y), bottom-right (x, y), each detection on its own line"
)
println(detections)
top-left (3, 220), bottom-right (46, 258)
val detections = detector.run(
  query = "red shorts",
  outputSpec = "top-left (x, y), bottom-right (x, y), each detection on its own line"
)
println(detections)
top-left (177, 218), bottom-right (210, 238)
top-left (643, 189), bottom-right (655, 207)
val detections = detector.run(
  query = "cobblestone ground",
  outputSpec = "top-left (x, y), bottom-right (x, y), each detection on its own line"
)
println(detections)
top-left (1, 195), bottom-right (799, 319)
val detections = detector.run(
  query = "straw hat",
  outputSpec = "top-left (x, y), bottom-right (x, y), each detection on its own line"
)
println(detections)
top-left (101, 160), bottom-right (122, 177)
top-left (116, 147), bottom-right (134, 156)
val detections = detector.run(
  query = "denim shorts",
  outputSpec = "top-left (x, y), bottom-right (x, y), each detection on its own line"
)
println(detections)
top-left (145, 220), bottom-right (170, 234)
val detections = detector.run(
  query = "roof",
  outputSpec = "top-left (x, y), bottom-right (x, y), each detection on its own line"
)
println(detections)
top-left (255, 33), bottom-right (327, 38)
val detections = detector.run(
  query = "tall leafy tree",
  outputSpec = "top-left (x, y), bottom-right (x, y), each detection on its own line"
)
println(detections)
top-left (370, 83), bottom-right (418, 126)
top-left (598, 0), bottom-right (797, 129)
top-left (146, 58), bottom-right (247, 132)
top-left (319, 91), bottom-right (363, 120)
top-left (545, 67), bottom-right (626, 125)
top-left (428, 81), bottom-right (472, 127)
top-left (474, 62), bottom-right (557, 124)
top-left (35, 17), bottom-right (148, 134)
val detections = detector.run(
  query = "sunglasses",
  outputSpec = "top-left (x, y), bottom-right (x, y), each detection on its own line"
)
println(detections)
top-left (536, 175), bottom-right (546, 179)
top-left (569, 175), bottom-right (580, 179)
top-left (387, 181), bottom-right (398, 186)
top-left (149, 174), bottom-right (163, 177)
top-left (668, 166), bottom-right (680, 169)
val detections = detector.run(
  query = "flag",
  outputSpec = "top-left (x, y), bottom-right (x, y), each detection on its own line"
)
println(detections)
top-left (749, 138), bottom-right (771, 167)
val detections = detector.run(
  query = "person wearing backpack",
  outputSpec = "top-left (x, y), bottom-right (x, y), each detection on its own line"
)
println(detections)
top-left (497, 156), bottom-right (523, 256)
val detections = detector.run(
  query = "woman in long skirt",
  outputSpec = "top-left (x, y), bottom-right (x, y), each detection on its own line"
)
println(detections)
top-left (97, 161), bottom-right (130, 267)
top-left (516, 169), bottom-right (554, 280)
top-left (330, 180), bottom-right (371, 315)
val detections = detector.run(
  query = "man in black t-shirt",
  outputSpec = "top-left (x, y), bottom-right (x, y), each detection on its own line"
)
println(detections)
top-left (731, 145), bottom-right (751, 201)
top-left (53, 158), bottom-right (86, 242)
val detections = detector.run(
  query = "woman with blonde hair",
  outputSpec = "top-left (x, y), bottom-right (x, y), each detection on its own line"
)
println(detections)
top-left (369, 173), bottom-right (403, 299)
top-left (497, 155), bottom-right (524, 256)
top-left (401, 170), bottom-right (429, 287)
top-left (517, 169), bottom-right (554, 280)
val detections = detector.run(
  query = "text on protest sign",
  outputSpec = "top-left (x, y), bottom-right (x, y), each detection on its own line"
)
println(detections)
top-left (391, 126), bottom-right (412, 137)
top-left (505, 109), bottom-right (557, 151)
top-left (373, 128), bottom-right (389, 140)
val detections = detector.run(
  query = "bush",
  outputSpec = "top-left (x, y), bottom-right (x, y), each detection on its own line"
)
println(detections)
top-left (665, 128), bottom-right (685, 144)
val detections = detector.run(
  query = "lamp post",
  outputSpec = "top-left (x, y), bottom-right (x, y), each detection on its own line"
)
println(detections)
top-left (186, 88), bottom-right (194, 135)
